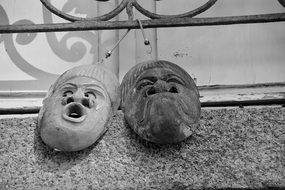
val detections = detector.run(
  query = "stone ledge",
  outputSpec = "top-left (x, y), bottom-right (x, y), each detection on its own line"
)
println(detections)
top-left (0, 107), bottom-right (284, 189)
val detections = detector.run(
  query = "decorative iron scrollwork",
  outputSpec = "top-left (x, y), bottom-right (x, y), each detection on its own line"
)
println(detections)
top-left (0, 0), bottom-right (284, 33)
top-left (133, 0), bottom-right (217, 19)
top-left (40, 0), bottom-right (218, 21)
top-left (278, 0), bottom-right (285, 7)
top-left (40, 0), bottom-right (128, 21)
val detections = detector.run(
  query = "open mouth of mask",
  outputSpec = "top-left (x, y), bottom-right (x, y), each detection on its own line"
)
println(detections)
top-left (62, 102), bottom-right (87, 123)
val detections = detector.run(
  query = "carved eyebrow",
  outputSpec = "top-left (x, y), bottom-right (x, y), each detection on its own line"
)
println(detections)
top-left (138, 76), bottom-right (157, 83)
top-left (166, 74), bottom-right (186, 84)
top-left (81, 83), bottom-right (105, 91)
top-left (60, 83), bottom-right (77, 88)
top-left (82, 83), bottom-right (102, 87)
top-left (85, 88), bottom-right (105, 97)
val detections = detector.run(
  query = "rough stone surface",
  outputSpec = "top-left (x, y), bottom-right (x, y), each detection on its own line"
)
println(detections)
top-left (0, 107), bottom-right (285, 189)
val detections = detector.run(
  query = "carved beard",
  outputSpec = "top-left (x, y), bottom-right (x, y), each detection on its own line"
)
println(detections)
top-left (124, 79), bottom-right (200, 144)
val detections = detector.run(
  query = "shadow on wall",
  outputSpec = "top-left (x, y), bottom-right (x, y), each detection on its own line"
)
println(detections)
top-left (0, 1), bottom-right (99, 90)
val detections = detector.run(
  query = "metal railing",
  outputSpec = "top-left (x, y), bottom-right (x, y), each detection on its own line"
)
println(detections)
top-left (0, 0), bottom-right (285, 114)
top-left (0, 0), bottom-right (285, 33)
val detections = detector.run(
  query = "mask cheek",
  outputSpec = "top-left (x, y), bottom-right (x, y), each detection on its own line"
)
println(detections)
top-left (124, 91), bottom-right (148, 131)
top-left (39, 102), bottom-right (110, 152)
top-left (40, 97), bottom-right (63, 122)
top-left (38, 104), bottom-right (68, 150)
top-left (39, 97), bottom-right (62, 124)
top-left (88, 99), bottom-right (113, 127)
top-left (93, 97), bottom-right (111, 111)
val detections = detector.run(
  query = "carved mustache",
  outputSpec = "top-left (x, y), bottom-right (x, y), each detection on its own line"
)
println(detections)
top-left (140, 92), bottom-right (195, 126)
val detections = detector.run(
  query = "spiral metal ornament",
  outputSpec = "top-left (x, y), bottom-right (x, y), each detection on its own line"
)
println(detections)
top-left (133, 0), bottom-right (218, 19)
top-left (1, 1), bottom-right (285, 33)
top-left (40, 0), bottom-right (129, 21)
top-left (40, 0), bottom-right (218, 22)
top-left (278, 0), bottom-right (285, 7)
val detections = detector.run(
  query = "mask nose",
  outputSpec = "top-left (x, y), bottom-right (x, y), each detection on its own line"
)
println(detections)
top-left (62, 89), bottom-right (95, 108)
top-left (145, 80), bottom-right (179, 97)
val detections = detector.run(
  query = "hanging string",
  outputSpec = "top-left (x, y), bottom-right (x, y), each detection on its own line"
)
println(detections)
top-left (137, 19), bottom-right (153, 59)
top-left (98, 19), bottom-right (153, 64)
top-left (137, 19), bottom-right (150, 46)
top-left (97, 29), bottom-right (131, 65)
top-left (105, 29), bottom-right (131, 59)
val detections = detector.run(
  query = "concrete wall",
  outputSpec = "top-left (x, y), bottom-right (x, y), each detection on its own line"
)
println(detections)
top-left (0, 0), bottom-right (284, 90)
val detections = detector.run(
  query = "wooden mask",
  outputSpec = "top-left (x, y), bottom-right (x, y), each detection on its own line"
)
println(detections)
top-left (38, 64), bottom-right (120, 151)
top-left (121, 60), bottom-right (200, 144)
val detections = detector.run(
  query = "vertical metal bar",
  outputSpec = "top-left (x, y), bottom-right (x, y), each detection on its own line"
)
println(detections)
top-left (97, 0), bottom-right (120, 77)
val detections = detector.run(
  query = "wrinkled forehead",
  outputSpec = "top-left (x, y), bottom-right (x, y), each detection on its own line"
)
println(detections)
top-left (56, 76), bottom-right (105, 90)
top-left (133, 65), bottom-right (198, 95)
top-left (137, 67), bottom-right (179, 81)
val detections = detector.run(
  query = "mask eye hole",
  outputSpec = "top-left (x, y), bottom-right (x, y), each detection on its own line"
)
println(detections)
top-left (169, 86), bottom-right (178, 93)
top-left (84, 91), bottom-right (96, 99)
top-left (63, 90), bottom-right (73, 97)
top-left (137, 79), bottom-right (154, 91)
top-left (145, 87), bottom-right (156, 97)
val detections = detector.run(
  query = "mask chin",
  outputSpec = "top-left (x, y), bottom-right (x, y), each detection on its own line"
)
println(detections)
top-left (62, 102), bottom-right (87, 123)
top-left (39, 101), bottom-right (109, 152)
top-left (131, 94), bottom-right (197, 144)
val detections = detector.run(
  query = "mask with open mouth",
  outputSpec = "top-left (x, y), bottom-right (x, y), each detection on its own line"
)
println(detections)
top-left (120, 60), bottom-right (200, 144)
top-left (38, 64), bottom-right (120, 151)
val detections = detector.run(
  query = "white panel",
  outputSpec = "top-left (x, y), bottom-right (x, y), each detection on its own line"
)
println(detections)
top-left (157, 0), bottom-right (285, 86)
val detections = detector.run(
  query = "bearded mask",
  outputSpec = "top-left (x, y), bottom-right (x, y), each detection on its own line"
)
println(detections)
top-left (38, 64), bottom-right (120, 151)
top-left (121, 60), bottom-right (200, 144)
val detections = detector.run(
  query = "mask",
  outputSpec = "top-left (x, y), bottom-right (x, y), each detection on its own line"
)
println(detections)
top-left (121, 60), bottom-right (200, 144)
top-left (38, 64), bottom-right (120, 151)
